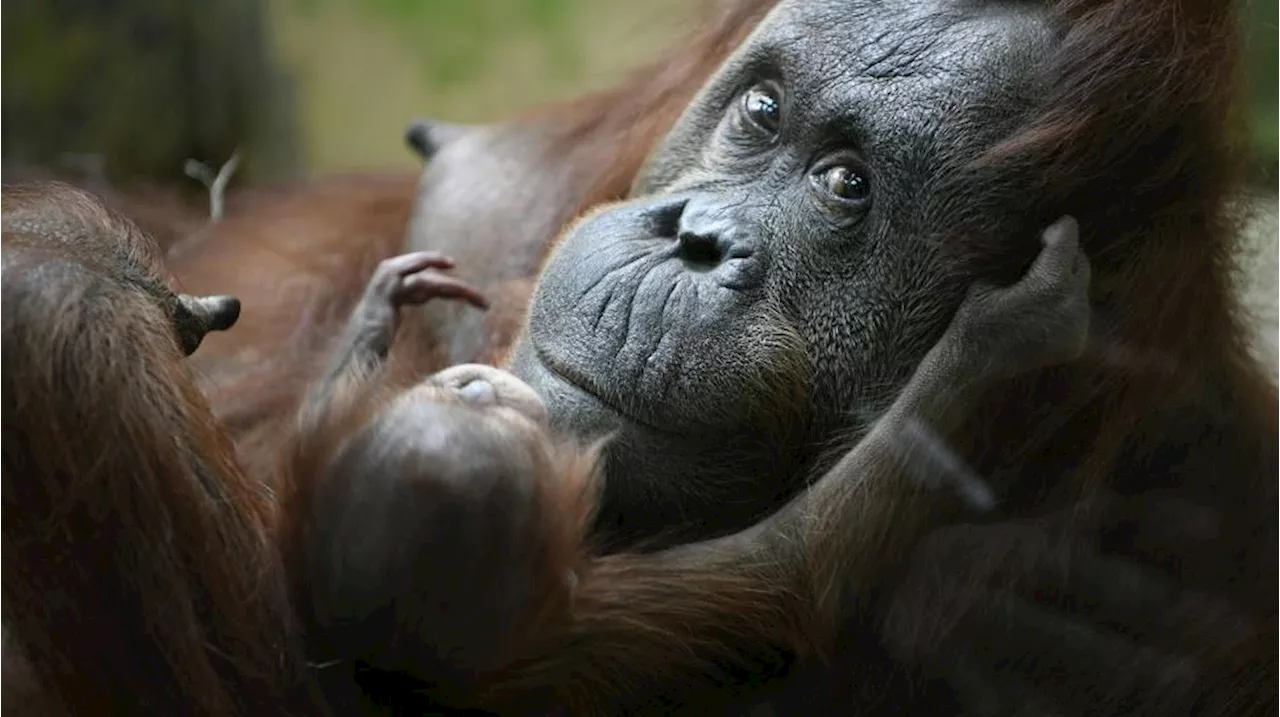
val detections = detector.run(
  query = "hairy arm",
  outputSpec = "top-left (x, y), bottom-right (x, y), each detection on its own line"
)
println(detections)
top-left (779, 216), bottom-right (1090, 627)
top-left (295, 251), bottom-right (488, 437)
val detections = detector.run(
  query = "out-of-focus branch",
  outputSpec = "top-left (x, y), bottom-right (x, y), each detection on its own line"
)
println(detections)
top-left (183, 151), bottom-right (241, 221)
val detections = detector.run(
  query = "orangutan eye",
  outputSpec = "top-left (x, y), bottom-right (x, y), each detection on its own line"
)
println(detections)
top-left (818, 165), bottom-right (870, 203)
top-left (739, 84), bottom-right (782, 134)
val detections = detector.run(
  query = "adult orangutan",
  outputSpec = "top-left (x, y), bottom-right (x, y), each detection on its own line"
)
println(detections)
top-left (388, 0), bottom-right (1280, 712)
top-left (7, 0), bottom-right (1275, 715)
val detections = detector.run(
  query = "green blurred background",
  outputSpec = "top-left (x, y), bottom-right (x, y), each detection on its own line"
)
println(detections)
top-left (3, 0), bottom-right (1275, 188)
top-left (1250, 1), bottom-right (1278, 177)
top-left (2, 0), bottom-right (692, 184)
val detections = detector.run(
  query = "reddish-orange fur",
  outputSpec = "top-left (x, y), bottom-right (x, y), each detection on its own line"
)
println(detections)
top-left (1, 184), bottom-right (605, 714)
top-left (167, 172), bottom-right (429, 480)
top-left (0, 183), bottom-right (327, 717)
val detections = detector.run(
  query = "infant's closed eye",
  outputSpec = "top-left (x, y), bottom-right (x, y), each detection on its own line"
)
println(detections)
top-left (457, 379), bottom-right (497, 406)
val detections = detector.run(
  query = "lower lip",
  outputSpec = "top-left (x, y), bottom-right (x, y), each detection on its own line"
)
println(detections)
top-left (528, 344), bottom-right (611, 406)
top-left (529, 347), bottom-right (676, 436)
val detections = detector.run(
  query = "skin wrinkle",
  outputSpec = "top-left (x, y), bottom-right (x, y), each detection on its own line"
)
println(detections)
top-left (651, 278), bottom-right (689, 410)
top-left (615, 270), bottom-right (642, 376)
top-left (605, 253), bottom-right (675, 385)
top-left (583, 248), bottom-right (650, 335)
top-left (622, 257), bottom-right (675, 368)
top-left (619, 267), bottom-right (670, 388)
top-left (604, 257), bottom-right (655, 352)
top-left (642, 280), bottom-right (680, 378)
top-left (588, 280), bottom-right (611, 335)
top-left (590, 245), bottom-right (650, 290)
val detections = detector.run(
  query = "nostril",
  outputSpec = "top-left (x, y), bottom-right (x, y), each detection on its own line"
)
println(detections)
top-left (676, 231), bottom-right (724, 266)
top-left (645, 198), bottom-right (688, 238)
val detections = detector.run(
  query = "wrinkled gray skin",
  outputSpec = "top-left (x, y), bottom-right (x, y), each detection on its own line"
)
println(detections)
top-left (507, 0), bottom-right (1053, 545)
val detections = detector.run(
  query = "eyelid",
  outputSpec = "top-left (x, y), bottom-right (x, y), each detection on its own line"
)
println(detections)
top-left (809, 149), bottom-right (868, 173)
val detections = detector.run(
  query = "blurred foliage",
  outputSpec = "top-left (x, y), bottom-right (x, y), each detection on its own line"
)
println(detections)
top-left (292, 0), bottom-right (581, 87)
top-left (1, 0), bottom-right (299, 185)
top-left (1243, 0), bottom-right (1277, 181)
top-left (268, 0), bottom-right (692, 170)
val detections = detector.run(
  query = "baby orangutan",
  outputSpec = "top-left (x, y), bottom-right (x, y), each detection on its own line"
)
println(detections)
top-left (282, 217), bottom-right (1092, 714)
top-left (278, 252), bottom-right (598, 710)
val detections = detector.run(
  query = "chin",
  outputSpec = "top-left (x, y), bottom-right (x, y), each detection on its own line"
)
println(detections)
top-left (511, 333), bottom-right (790, 547)
top-left (508, 336), bottom-right (625, 442)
